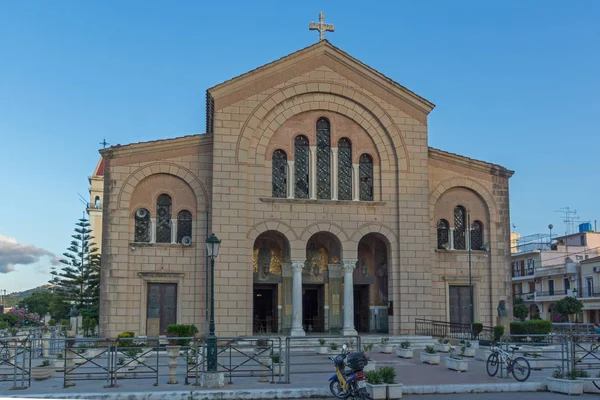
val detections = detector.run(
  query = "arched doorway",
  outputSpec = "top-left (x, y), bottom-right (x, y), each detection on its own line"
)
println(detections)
top-left (529, 304), bottom-right (540, 319)
top-left (304, 232), bottom-right (342, 333)
top-left (253, 231), bottom-right (290, 334)
top-left (355, 233), bottom-right (389, 333)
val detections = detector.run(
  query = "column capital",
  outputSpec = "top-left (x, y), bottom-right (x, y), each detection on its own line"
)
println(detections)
top-left (291, 260), bottom-right (305, 271)
top-left (287, 160), bottom-right (295, 165)
top-left (342, 259), bottom-right (357, 271)
top-left (331, 147), bottom-right (339, 154)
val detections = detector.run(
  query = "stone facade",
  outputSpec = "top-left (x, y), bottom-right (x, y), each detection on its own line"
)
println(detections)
top-left (98, 41), bottom-right (514, 338)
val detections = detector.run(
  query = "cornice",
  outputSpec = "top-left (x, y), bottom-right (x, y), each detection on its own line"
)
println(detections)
top-left (429, 147), bottom-right (514, 179)
top-left (100, 134), bottom-right (211, 160)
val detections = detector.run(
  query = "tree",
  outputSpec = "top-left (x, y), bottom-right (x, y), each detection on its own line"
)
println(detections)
top-left (513, 297), bottom-right (529, 321)
top-left (554, 296), bottom-right (584, 321)
top-left (49, 216), bottom-right (101, 319)
top-left (17, 291), bottom-right (71, 320)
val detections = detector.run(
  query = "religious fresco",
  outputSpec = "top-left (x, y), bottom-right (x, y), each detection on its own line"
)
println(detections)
top-left (304, 232), bottom-right (341, 277)
top-left (253, 233), bottom-right (289, 280)
top-left (355, 234), bottom-right (389, 306)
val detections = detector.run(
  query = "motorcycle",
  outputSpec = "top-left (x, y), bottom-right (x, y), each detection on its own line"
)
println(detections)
top-left (328, 344), bottom-right (368, 400)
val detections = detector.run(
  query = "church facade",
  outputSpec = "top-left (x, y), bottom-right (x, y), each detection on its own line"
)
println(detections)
top-left (97, 40), bottom-right (514, 338)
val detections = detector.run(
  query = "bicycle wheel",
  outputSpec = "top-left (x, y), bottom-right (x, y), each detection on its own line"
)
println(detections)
top-left (511, 357), bottom-right (531, 382)
top-left (592, 343), bottom-right (600, 354)
top-left (486, 353), bottom-right (499, 377)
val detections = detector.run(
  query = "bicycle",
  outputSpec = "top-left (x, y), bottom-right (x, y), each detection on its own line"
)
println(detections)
top-left (486, 345), bottom-right (531, 382)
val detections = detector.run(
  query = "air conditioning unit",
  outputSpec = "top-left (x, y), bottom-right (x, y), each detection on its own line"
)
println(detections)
top-left (594, 267), bottom-right (600, 273)
top-left (181, 236), bottom-right (193, 246)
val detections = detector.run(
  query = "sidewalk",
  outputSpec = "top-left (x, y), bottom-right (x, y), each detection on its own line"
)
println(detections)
top-left (0, 349), bottom-right (577, 399)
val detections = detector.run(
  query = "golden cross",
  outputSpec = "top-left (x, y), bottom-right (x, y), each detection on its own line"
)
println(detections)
top-left (309, 11), bottom-right (334, 41)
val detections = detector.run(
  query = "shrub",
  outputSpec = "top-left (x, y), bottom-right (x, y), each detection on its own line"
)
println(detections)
top-left (48, 319), bottom-right (56, 326)
top-left (381, 338), bottom-right (389, 344)
top-left (329, 342), bottom-right (339, 351)
top-left (513, 298), bottom-right (529, 321)
top-left (400, 341), bottom-right (411, 349)
top-left (511, 320), bottom-right (552, 341)
top-left (271, 353), bottom-right (281, 363)
top-left (60, 319), bottom-right (69, 327)
top-left (0, 321), bottom-right (8, 329)
top-left (493, 325), bottom-right (504, 342)
top-left (318, 339), bottom-right (326, 345)
top-left (365, 370), bottom-right (383, 385)
top-left (0, 313), bottom-right (19, 327)
top-left (379, 366), bottom-right (396, 384)
top-left (166, 324), bottom-right (199, 346)
top-left (425, 345), bottom-right (436, 354)
top-left (117, 331), bottom-right (135, 347)
top-left (471, 322), bottom-right (483, 338)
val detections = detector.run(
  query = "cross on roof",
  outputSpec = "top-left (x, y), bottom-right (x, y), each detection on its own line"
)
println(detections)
top-left (309, 11), bottom-right (334, 41)
top-left (100, 138), bottom-right (110, 149)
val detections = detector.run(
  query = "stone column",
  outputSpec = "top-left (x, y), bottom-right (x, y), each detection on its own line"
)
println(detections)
top-left (449, 228), bottom-right (455, 250)
top-left (281, 262), bottom-right (293, 333)
top-left (290, 260), bottom-right (305, 336)
top-left (352, 164), bottom-right (360, 201)
top-left (287, 160), bottom-right (295, 199)
top-left (331, 148), bottom-right (339, 200)
top-left (171, 219), bottom-right (177, 243)
top-left (150, 219), bottom-right (156, 243)
top-left (342, 260), bottom-right (358, 336)
top-left (310, 146), bottom-right (317, 200)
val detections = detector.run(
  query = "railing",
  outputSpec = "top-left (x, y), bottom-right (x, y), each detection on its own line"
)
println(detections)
top-left (535, 289), bottom-right (569, 297)
top-left (514, 292), bottom-right (535, 301)
top-left (512, 269), bottom-right (535, 278)
top-left (578, 286), bottom-right (600, 298)
top-left (414, 318), bottom-right (494, 340)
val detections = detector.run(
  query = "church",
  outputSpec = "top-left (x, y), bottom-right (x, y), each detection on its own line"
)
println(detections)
top-left (95, 27), bottom-right (514, 338)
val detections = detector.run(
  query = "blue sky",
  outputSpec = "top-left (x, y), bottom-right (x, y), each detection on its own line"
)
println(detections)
top-left (0, 1), bottom-right (598, 292)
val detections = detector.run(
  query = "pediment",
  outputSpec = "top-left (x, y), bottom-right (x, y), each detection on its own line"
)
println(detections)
top-left (208, 40), bottom-right (435, 116)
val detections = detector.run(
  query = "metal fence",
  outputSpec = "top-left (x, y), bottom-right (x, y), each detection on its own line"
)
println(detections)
top-left (414, 318), bottom-right (494, 340)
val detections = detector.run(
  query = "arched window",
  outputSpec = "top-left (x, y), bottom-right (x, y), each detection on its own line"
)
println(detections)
top-left (471, 220), bottom-right (483, 250)
top-left (134, 208), bottom-right (151, 242)
top-left (437, 219), bottom-right (449, 249)
top-left (316, 118), bottom-right (331, 199)
top-left (272, 150), bottom-right (287, 198)
top-left (94, 196), bottom-right (101, 209)
top-left (453, 206), bottom-right (466, 250)
top-left (294, 135), bottom-right (309, 199)
top-left (338, 138), bottom-right (352, 200)
top-left (156, 194), bottom-right (172, 243)
top-left (359, 154), bottom-right (374, 201)
top-left (177, 210), bottom-right (193, 243)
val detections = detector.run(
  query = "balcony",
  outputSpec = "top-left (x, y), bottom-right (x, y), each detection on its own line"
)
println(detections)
top-left (514, 292), bottom-right (536, 301)
top-left (578, 287), bottom-right (600, 299)
top-left (512, 268), bottom-right (535, 279)
top-left (535, 289), bottom-right (577, 301)
top-left (534, 264), bottom-right (577, 278)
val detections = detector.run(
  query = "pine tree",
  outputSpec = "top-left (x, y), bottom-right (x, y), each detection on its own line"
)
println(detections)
top-left (50, 216), bottom-right (101, 318)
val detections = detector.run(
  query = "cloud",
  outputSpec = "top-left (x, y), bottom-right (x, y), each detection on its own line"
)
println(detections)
top-left (0, 234), bottom-right (59, 274)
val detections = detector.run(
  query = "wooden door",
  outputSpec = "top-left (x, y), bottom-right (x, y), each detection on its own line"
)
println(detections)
top-left (449, 285), bottom-right (470, 325)
top-left (147, 283), bottom-right (177, 336)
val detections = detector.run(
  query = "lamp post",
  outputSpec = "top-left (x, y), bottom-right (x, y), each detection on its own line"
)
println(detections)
top-left (206, 233), bottom-right (221, 373)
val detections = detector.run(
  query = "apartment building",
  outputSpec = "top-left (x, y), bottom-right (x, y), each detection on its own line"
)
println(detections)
top-left (578, 256), bottom-right (600, 323)
top-left (512, 227), bottom-right (600, 320)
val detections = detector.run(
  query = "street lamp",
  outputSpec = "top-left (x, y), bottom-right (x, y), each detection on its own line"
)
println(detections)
top-left (205, 233), bottom-right (221, 373)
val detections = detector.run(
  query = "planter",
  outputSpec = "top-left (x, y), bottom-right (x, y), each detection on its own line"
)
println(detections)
top-left (366, 383), bottom-right (387, 400)
top-left (380, 345), bottom-right (393, 354)
top-left (444, 357), bottom-right (469, 372)
top-left (475, 349), bottom-right (492, 361)
top-left (578, 378), bottom-right (600, 394)
top-left (469, 340), bottom-right (479, 349)
top-left (420, 352), bottom-right (440, 365)
top-left (272, 363), bottom-right (285, 376)
top-left (364, 360), bottom-right (376, 372)
top-left (435, 343), bottom-right (450, 353)
top-left (317, 346), bottom-right (328, 355)
top-left (396, 348), bottom-right (413, 359)
top-left (387, 383), bottom-right (404, 399)
top-left (463, 347), bottom-right (476, 357)
top-left (546, 377), bottom-right (584, 395)
top-left (31, 365), bottom-right (54, 381)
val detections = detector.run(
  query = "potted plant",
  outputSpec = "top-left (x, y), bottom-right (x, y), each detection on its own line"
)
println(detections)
top-left (380, 337), bottom-right (392, 354)
top-left (271, 353), bottom-right (285, 376)
top-left (460, 340), bottom-right (476, 357)
top-left (380, 366), bottom-right (403, 399)
top-left (396, 341), bottom-right (413, 359)
top-left (420, 345), bottom-right (440, 365)
top-left (363, 343), bottom-right (376, 371)
top-left (317, 338), bottom-right (328, 355)
top-left (547, 368), bottom-right (586, 395)
top-left (31, 359), bottom-right (54, 380)
top-left (434, 337), bottom-right (450, 353)
top-left (329, 342), bottom-right (339, 353)
top-left (364, 370), bottom-right (386, 400)
top-left (444, 346), bottom-right (469, 372)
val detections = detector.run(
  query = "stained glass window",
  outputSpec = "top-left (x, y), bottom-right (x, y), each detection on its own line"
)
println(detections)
top-left (134, 208), bottom-right (151, 242)
top-left (471, 221), bottom-right (483, 250)
top-left (177, 210), bottom-right (193, 243)
top-left (272, 150), bottom-right (287, 198)
top-left (359, 154), bottom-right (374, 201)
top-left (338, 138), bottom-right (352, 200)
top-left (156, 194), bottom-right (172, 243)
top-left (437, 219), bottom-right (449, 249)
top-left (316, 118), bottom-right (331, 199)
top-left (294, 135), bottom-right (309, 199)
top-left (453, 206), bottom-right (466, 250)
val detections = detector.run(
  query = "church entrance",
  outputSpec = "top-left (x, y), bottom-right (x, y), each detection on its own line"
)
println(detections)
top-left (303, 285), bottom-right (325, 333)
top-left (449, 285), bottom-right (471, 325)
top-left (354, 285), bottom-right (370, 333)
top-left (146, 283), bottom-right (177, 336)
top-left (253, 285), bottom-right (278, 334)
